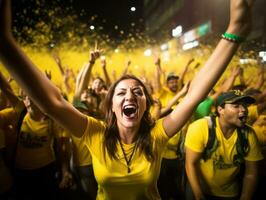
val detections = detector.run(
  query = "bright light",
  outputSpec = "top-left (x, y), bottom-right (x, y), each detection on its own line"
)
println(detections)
top-left (144, 49), bottom-right (152, 56)
top-left (90, 25), bottom-right (95, 30)
top-left (259, 51), bottom-right (266, 57)
top-left (182, 41), bottom-right (199, 51)
top-left (162, 52), bottom-right (170, 62)
top-left (172, 25), bottom-right (182, 38)
top-left (134, 65), bottom-right (139, 69)
top-left (130, 7), bottom-right (136, 12)
top-left (239, 59), bottom-right (248, 64)
top-left (114, 49), bottom-right (119, 53)
top-left (239, 58), bottom-right (257, 64)
top-left (101, 56), bottom-right (106, 60)
top-left (160, 43), bottom-right (168, 51)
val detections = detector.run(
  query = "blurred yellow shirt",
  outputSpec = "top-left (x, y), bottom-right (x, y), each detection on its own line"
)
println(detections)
top-left (15, 113), bottom-right (63, 169)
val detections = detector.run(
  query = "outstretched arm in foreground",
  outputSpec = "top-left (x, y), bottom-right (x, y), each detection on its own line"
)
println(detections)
top-left (163, 0), bottom-right (255, 137)
top-left (0, 0), bottom-right (86, 137)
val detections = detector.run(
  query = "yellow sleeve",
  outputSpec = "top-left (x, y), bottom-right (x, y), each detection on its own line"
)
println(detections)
top-left (247, 105), bottom-right (259, 125)
top-left (185, 119), bottom-right (209, 153)
top-left (245, 128), bottom-right (264, 161)
top-left (0, 107), bottom-right (18, 127)
top-left (53, 122), bottom-right (69, 138)
top-left (253, 125), bottom-right (266, 146)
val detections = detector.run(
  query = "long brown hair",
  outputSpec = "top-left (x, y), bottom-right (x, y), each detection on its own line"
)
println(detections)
top-left (103, 74), bottom-right (155, 161)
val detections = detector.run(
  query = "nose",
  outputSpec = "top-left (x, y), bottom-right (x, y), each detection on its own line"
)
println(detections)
top-left (239, 104), bottom-right (247, 113)
top-left (125, 89), bottom-right (135, 101)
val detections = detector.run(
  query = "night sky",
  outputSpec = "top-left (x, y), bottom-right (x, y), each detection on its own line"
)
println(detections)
top-left (11, 0), bottom-right (145, 48)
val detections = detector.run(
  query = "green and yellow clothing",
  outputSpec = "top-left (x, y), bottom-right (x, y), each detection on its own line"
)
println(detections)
top-left (81, 117), bottom-right (169, 200)
top-left (185, 117), bottom-right (263, 197)
top-left (193, 97), bottom-right (214, 121)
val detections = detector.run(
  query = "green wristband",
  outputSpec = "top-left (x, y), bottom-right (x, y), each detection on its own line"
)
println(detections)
top-left (222, 33), bottom-right (245, 43)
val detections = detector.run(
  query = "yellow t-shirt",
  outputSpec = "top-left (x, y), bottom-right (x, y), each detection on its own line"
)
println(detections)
top-left (156, 87), bottom-right (176, 108)
top-left (71, 134), bottom-right (92, 166)
top-left (253, 114), bottom-right (266, 146)
top-left (82, 117), bottom-right (169, 200)
top-left (162, 132), bottom-right (180, 159)
top-left (185, 117), bottom-right (263, 197)
top-left (247, 105), bottom-right (259, 125)
top-left (15, 113), bottom-right (62, 169)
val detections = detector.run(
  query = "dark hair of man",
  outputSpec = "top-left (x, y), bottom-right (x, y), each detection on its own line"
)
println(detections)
top-left (103, 74), bottom-right (155, 162)
top-left (215, 104), bottom-right (225, 116)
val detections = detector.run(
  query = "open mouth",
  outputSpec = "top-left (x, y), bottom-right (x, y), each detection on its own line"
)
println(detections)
top-left (238, 115), bottom-right (246, 122)
top-left (123, 105), bottom-right (137, 118)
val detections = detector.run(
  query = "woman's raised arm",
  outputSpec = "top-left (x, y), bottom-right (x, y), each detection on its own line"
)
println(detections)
top-left (163, 0), bottom-right (255, 137)
top-left (0, 0), bottom-right (87, 137)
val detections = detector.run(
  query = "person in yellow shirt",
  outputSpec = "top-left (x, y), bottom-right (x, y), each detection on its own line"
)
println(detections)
top-left (154, 57), bottom-right (194, 109)
top-left (0, 0), bottom-right (256, 199)
top-left (185, 90), bottom-right (263, 200)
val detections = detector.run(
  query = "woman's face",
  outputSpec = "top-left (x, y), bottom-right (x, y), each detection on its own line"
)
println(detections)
top-left (112, 79), bottom-right (147, 130)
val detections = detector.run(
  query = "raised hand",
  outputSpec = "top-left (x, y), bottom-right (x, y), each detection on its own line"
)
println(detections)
top-left (227, 0), bottom-right (255, 37)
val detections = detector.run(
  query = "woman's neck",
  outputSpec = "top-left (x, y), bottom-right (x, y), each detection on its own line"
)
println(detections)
top-left (118, 126), bottom-right (139, 144)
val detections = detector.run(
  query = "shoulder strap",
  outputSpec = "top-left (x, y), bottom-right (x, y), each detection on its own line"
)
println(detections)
top-left (202, 116), bottom-right (219, 161)
top-left (176, 129), bottom-right (186, 161)
top-left (233, 125), bottom-right (250, 166)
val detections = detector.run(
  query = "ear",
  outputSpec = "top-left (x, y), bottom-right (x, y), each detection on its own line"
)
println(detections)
top-left (217, 106), bottom-right (224, 115)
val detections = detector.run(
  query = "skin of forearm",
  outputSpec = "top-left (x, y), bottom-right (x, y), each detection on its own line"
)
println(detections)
top-left (0, 37), bottom-right (63, 114)
top-left (240, 174), bottom-right (257, 200)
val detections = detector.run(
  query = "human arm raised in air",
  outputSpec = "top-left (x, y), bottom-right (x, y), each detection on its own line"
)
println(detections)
top-left (0, 0), bottom-right (87, 137)
top-left (163, 0), bottom-right (255, 137)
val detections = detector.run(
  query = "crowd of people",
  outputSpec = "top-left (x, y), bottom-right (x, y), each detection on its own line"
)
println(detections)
top-left (0, 0), bottom-right (266, 200)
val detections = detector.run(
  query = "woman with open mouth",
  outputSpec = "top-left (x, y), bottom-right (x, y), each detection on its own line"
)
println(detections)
top-left (0, 0), bottom-right (255, 199)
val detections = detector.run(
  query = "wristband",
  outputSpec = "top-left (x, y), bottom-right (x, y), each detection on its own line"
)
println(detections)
top-left (221, 32), bottom-right (245, 43)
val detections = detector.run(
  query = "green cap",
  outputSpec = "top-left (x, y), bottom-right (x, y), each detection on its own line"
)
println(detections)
top-left (217, 90), bottom-right (255, 107)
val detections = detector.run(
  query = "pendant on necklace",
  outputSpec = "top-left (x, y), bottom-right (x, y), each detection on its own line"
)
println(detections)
top-left (127, 167), bottom-right (131, 173)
